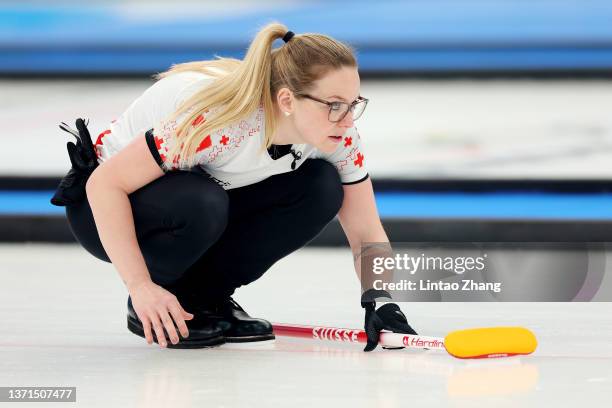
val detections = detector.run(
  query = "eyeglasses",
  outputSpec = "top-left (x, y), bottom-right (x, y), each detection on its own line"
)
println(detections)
top-left (295, 93), bottom-right (369, 123)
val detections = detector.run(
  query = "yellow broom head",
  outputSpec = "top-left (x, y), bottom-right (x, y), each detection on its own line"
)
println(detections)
top-left (444, 327), bottom-right (537, 359)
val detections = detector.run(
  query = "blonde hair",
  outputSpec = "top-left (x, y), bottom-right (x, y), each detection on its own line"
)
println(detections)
top-left (155, 22), bottom-right (357, 168)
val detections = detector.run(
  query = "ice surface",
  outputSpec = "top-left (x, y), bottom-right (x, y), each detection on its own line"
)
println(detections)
top-left (1, 244), bottom-right (611, 407)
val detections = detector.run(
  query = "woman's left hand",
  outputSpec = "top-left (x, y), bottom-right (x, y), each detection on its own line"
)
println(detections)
top-left (361, 289), bottom-right (418, 351)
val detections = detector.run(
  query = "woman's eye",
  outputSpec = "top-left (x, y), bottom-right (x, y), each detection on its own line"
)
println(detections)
top-left (330, 102), bottom-right (343, 111)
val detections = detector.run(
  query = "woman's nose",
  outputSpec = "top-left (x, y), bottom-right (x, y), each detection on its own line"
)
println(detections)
top-left (338, 111), bottom-right (354, 128)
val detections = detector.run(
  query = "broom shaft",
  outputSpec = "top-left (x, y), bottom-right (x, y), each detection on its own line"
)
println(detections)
top-left (272, 323), bottom-right (446, 350)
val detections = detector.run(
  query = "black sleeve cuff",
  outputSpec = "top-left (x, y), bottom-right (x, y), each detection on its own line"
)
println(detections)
top-left (145, 129), bottom-right (165, 170)
top-left (342, 173), bottom-right (369, 186)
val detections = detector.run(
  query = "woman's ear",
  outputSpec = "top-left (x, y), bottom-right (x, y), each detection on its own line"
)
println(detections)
top-left (276, 87), bottom-right (294, 115)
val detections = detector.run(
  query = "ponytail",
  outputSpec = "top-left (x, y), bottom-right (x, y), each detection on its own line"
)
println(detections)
top-left (158, 22), bottom-right (356, 168)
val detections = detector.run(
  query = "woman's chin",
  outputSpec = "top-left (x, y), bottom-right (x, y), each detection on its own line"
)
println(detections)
top-left (316, 137), bottom-right (342, 153)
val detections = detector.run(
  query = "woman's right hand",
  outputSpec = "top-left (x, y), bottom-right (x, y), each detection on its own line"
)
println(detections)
top-left (128, 280), bottom-right (194, 348)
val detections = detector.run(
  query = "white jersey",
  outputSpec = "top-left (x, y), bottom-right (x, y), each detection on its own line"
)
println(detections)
top-left (95, 72), bottom-right (369, 190)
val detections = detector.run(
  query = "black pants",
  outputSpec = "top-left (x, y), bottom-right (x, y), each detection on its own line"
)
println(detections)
top-left (66, 159), bottom-right (344, 305)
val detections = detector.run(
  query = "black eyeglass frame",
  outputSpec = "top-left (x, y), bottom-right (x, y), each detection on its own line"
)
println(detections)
top-left (295, 93), bottom-right (369, 123)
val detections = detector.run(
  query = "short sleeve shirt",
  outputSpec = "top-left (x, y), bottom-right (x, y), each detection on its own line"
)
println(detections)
top-left (95, 72), bottom-right (369, 190)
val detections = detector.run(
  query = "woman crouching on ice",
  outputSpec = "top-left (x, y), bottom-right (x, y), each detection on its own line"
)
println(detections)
top-left (54, 22), bottom-right (416, 350)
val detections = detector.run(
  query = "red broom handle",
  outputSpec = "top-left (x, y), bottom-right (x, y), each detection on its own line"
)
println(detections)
top-left (272, 322), bottom-right (446, 350)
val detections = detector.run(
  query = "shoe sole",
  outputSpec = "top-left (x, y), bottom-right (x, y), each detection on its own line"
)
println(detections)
top-left (127, 317), bottom-right (225, 349)
top-left (224, 333), bottom-right (276, 343)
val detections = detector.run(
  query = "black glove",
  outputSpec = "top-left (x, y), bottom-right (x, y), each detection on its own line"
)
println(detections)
top-left (361, 289), bottom-right (417, 352)
top-left (50, 118), bottom-right (99, 207)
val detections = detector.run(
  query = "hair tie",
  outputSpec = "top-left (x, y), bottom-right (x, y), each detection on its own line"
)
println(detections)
top-left (282, 31), bottom-right (295, 43)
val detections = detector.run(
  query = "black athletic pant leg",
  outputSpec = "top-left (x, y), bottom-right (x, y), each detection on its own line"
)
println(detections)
top-left (65, 159), bottom-right (345, 303)
top-left (65, 170), bottom-right (229, 286)
top-left (178, 158), bottom-right (344, 303)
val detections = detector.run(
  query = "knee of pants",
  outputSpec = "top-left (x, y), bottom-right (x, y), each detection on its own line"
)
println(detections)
top-left (166, 184), bottom-right (230, 244)
top-left (300, 159), bottom-right (344, 221)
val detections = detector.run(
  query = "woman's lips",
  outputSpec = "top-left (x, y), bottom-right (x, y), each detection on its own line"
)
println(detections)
top-left (329, 135), bottom-right (342, 143)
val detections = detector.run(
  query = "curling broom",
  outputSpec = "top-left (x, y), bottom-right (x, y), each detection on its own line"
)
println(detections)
top-left (272, 323), bottom-right (537, 359)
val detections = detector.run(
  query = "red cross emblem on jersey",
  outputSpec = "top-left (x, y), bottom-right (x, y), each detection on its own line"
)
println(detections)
top-left (154, 135), bottom-right (164, 150)
top-left (220, 135), bottom-right (229, 145)
top-left (196, 135), bottom-right (212, 152)
top-left (96, 129), bottom-right (111, 146)
top-left (192, 114), bottom-right (205, 127)
top-left (153, 135), bottom-right (168, 162)
top-left (354, 152), bottom-right (364, 168)
top-left (151, 134), bottom-right (167, 162)
top-left (344, 136), bottom-right (352, 147)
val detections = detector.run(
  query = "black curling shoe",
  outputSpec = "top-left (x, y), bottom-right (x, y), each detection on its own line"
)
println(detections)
top-left (126, 297), bottom-right (225, 348)
top-left (194, 297), bottom-right (275, 343)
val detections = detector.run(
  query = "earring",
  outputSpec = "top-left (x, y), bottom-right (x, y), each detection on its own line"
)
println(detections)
top-left (284, 111), bottom-right (291, 117)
